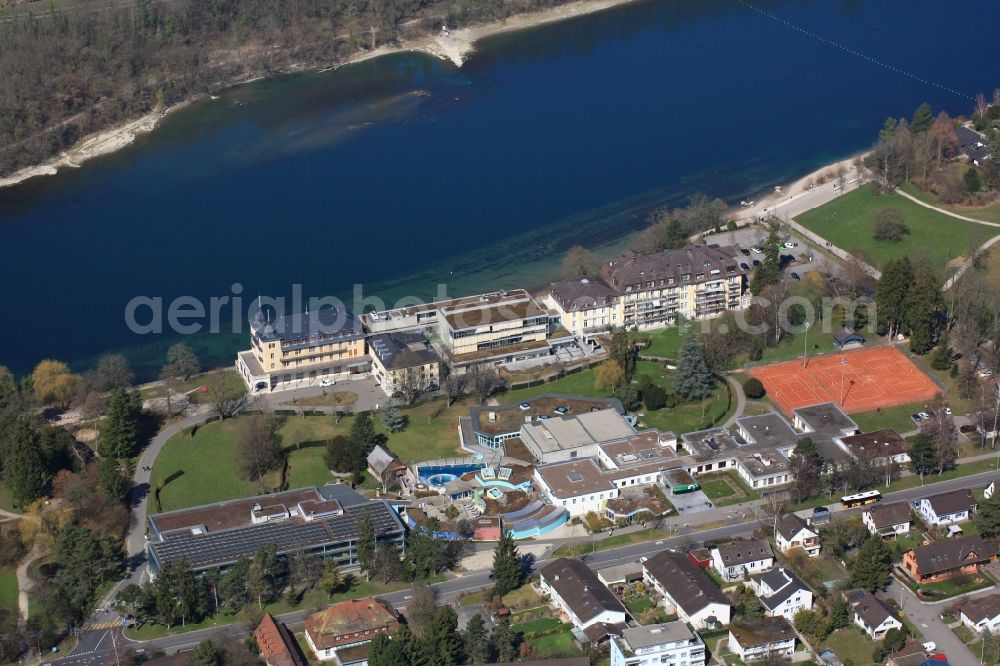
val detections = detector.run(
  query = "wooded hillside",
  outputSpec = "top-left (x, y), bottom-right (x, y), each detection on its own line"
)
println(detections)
top-left (0, 0), bottom-right (569, 177)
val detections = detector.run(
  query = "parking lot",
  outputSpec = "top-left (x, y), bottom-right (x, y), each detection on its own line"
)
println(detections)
top-left (701, 226), bottom-right (836, 281)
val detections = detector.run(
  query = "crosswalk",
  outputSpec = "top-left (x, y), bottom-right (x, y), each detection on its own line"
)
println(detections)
top-left (82, 620), bottom-right (120, 631)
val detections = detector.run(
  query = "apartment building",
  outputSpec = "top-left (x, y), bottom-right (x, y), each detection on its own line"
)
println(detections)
top-left (237, 306), bottom-right (368, 392)
top-left (545, 245), bottom-right (748, 335)
top-left (610, 623), bottom-right (707, 666)
top-left (368, 331), bottom-right (441, 397)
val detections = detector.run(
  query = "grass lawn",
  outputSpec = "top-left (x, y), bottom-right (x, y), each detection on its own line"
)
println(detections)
top-left (526, 627), bottom-right (582, 658)
top-left (820, 626), bottom-right (878, 666)
top-left (501, 369), bottom-right (607, 401)
top-left (697, 472), bottom-right (759, 507)
top-left (0, 484), bottom-right (20, 514)
top-left (900, 181), bottom-right (1000, 225)
top-left (512, 618), bottom-right (564, 635)
top-left (908, 347), bottom-right (975, 415)
top-left (0, 568), bottom-right (17, 611)
top-left (796, 184), bottom-right (984, 270)
top-left (635, 327), bottom-right (686, 359)
top-left (284, 447), bottom-right (334, 488)
top-left (625, 596), bottom-right (654, 614)
top-left (552, 528), bottom-right (664, 557)
top-left (983, 244), bottom-right (1000, 290)
top-left (851, 403), bottom-right (925, 434)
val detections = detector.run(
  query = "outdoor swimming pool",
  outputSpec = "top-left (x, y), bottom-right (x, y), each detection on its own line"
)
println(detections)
top-left (426, 473), bottom-right (458, 487)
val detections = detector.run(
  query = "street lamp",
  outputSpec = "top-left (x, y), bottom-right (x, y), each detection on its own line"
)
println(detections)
top-left (802, 321), bottom-right (811, 369)
top-left (840, 358), bottom-right (848, 405)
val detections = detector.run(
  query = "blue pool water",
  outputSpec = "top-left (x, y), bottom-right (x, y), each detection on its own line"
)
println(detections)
top-left (426, 473), bottom-right (458, 487)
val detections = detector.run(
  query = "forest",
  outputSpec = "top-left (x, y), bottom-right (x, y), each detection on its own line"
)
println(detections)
top-left (0, 0), bottom-right (575, 176)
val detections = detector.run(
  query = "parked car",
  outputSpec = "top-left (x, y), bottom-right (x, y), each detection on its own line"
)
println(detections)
top-left (922, 642), bottom-right (936, 653)
top-left (752, 259), bottom-right (761, 267)
top-left (918, 411), bottom-right (931, 420)
top-left (751, 246), bottom-right (763, 253)
top-left (519, 401), bottom-right (531, 411)
top-left (740, 262), bottom-right (750, 270)
top-left (944, 407), bottom-right (952, 416)
top-left (740, 248), bottom-right (751, 256)
top-left (319, 378), bottom-right (334, 387)
top-left (554, 405), bottom-right (569, 415)
top-left (783, 241), bottom-right (797, 248)
top-left (790, 272), bottom-right (801, 280)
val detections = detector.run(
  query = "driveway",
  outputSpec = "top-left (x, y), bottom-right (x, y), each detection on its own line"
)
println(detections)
top-left (883, 578), bottom-right (985, 665)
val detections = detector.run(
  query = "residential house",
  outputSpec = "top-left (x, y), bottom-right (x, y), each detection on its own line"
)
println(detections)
top-left (886, 640), bottom-right (931, 666)
top-left (610, 622), bottom-right (707, 666)
top-left (727, 617), bottom-right (796, 662)
top-left (545, 276), bottom-right (620, 339)
top-left (986, 481), bottom-right (995, 501)
top-left (368, 331), bottom-right (440, 397)
top-left (903, 535), bottom-right (997, 583)
top-left (255, 613), bottom-right (307, 666)
top-left (845, 589), bottom-right (903, 640)
top-left (303, 598), bottom-right (400, 664)
top-left (539, 558), bottom-right (628, 633)
top-left (957, 125), bottom-right (992, 165)
top-left (643, 550), bottom-right (731, 629)
top-left (749, 568), bottom-right (813, 620)
top-left (917, 489), bottom-right (976, 526)
top-left (365, 446), bottom-right (407, 492)
top-left (863, 502), bottom-right (912, 539)
top-left (711, 539), bottom-right (775, 582)
top-left (775, 514), bottom-right (820, 557)
top-left (958, 593), bottom-right (1000, 633)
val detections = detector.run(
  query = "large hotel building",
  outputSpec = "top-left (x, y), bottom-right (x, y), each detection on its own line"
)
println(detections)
top-left (545, 245), bottom-right (749, 337)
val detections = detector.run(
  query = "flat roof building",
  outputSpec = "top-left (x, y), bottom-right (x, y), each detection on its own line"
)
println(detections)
top-left (368, 331), bottom-right (441, 397)
top-left (146, 485), bottom-right (406, 576)
top-left (610, 622), bottom-right (706, 666)
top-left (521, 409), bottom-right (636, 463)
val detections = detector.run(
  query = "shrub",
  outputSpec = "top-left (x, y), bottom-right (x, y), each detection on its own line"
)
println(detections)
top-left (743, 377), bottom-right (766, 399)
top-left (643, 384), bottom-right (668, 411)
top-left (872, 208), bottom-right (910, 241)
top-left (965, 167), bottom-right (982, 193)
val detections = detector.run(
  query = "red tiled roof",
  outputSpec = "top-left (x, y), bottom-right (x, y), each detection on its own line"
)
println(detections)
top-left (303, 597), bottom-right (400, 651)
top-left (254, 613), bottom-right (306, 666)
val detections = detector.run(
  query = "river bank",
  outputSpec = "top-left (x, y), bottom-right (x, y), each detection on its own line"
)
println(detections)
top-left (0, 0), bottom-right (642, 190)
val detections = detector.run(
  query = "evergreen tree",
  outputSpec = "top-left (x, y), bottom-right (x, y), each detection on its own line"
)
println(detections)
top-left (319, 559), bottom-right (342, 596)
top-left (348, 412), bottom-right (379, 479)
top-left (673, 334), bottom-right (715, 401)
top-left (911, 102), bottom-right (934, 133)
top-left (979, 494), bottom-right (1000, 538)
top-left (828, 596), bottom-right (849, 632)
top-left (905, 264), bottom-right (943, 354)
top-left (609, 327), bottom-right (636, 380)
top-left (791, 436), bottom-right (824, 474)
top-left (191, 640), bottom-right (221, 666)
top-left (875, 257), bottom-right (914, 339)
top-left (422, 606), bottom-right (463, 666)
top-left (3, 420), bottom-right (49, 505)
top-left (247, 543), bottom-right (283, 609)
top-left (908, 433), bottom-right (937, 476)
top-left (100, 388), bottom-right (142, 458)
top-left (491, 530), bottom-right (524, 597)
top-left (749, 221), bottom-right (782, 293)
top-left (379, 403), bottom-right (407, 433)
top-left (368, 634), bottom-right (398, 666)
top-left (99, 457), bottom-right (131, 504)
top-left (930, 336), bottom-right (952, 371)
top-left (849, 535), bottom-right (894, 592)
top-left (356, 508), bottom-right (376, 580)
top-left (463, 613), bottom-right (491, 665)
top-left (490, 618), bottom-right (518, 663)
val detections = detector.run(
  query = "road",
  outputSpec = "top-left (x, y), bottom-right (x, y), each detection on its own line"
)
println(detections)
top-left (46, 464), bottom-right (1000, 665)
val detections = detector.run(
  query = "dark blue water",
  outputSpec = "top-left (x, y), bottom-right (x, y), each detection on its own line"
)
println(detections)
top-left (1, 0), bottom-right (997, 378)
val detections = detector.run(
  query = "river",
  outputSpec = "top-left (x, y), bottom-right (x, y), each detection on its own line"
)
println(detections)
top-left (0, 0), bottom-right (997, 378)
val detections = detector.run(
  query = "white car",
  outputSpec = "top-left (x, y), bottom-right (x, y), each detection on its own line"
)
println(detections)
top-left (918, 411), bottom-right (931, 420)
top-left (783, 241), bottom-right (796, 248)
top-left (944, 407), bottom-right (952, 416)
top-left (751, 246), bottom-right (763, 253)
top-left (319, 378), bottom-right (334, 387)
top-left (922, 642), bottom-right (936, 653)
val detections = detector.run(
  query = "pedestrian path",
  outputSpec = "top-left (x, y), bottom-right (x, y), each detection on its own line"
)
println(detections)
top-left (82, 620), bottom-right (121, 631)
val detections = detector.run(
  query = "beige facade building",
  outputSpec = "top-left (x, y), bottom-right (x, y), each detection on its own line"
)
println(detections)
top-left (546, 245), bottom-right (748, 336)
top-left (364, 289), bottom-right (551, 369)
top-left (236, 306), bottom-right (368, 392)
top-left (368, 332), bottom-right (441, 396)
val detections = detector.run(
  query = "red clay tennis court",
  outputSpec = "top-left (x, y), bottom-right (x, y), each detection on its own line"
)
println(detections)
top-left (749, 346), bottom-right (941, 416)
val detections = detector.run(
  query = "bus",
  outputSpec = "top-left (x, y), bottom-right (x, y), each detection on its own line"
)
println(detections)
top-left (673, 483), bottom-right (701, 495)
top-left (840, 490), bottom-right (882, 508)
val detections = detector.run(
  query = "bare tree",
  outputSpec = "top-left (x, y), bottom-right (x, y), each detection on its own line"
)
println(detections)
top-left (235, 413), bottom-right (284, 482)
top-left (467, 364), bottom-right (505, 403)
top-left (394, 350), bottom-right (428, 405)
top-left (206, 372), bottom-right (250, 419)
top-left (561, 245), bottom-right (598, 279)
top-left (444, 373), bottom-right (466, 407)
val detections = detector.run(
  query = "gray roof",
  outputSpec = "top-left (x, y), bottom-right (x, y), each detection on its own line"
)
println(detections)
top-left (253, 307), bottom-right (363, 344)
top-left (736, 413), bottom-right (798, 448)
top-left (368, 332), bottom-right (440, 370)
top-left (750, 568), bottom-right (809, 611)
top-left (911, 535), bottom-right (996, 576)
top-left (957, 126), bottom-right (992, 162)
top-left (866, 502), bottom-right (912, 530)
top-left (548, 276), bottom-right (617, 310)
top-left (776, 514), bottom-right (813, 542)
top-left (366, 445), bottom-right (401, 475)
top-left (924, 489), bottom-right (976, 517)
top-left (958, 593), bottom-right (1000, 623)
top-left (604, 244), bottom-right (745, 291)
top-left (715, 539), bottom-right (774, 567)
top-left (846, 589), bottom-right (901, 629)
top-left (540, 558), bottom-right (627, 624)
top-left (148, 492), bottom-right (403, 571)
top-left (644, 550), bottom-right (730, 616)
top-left (522, 410), bottom-right (635, 454)
top-left (620, 622), bottom-right (694, 650)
